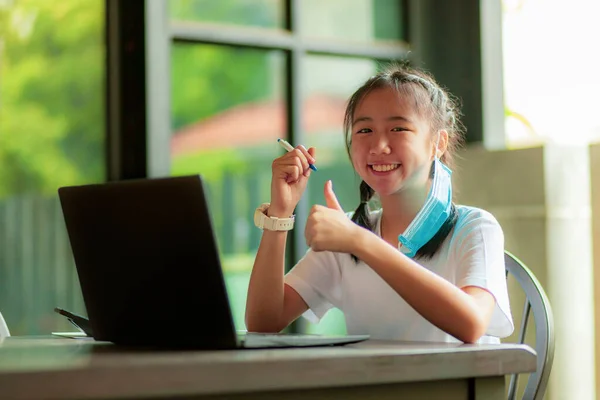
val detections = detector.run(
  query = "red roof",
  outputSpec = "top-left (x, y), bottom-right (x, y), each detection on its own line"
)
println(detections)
top-left (171, 94), bottom-right (347, 156)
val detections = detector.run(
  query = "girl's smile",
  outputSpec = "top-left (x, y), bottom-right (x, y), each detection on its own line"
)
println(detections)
top-left (368, 163), bottom-right (401, 175)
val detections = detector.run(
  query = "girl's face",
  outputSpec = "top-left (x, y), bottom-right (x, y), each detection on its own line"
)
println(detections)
top-left (350, 86), bottom-right (440, 197)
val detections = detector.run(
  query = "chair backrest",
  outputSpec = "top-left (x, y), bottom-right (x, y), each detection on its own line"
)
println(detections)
top-left (504, 251), bottom-right (555, 400)
top-left (0, 311), bottom-right (10, 338)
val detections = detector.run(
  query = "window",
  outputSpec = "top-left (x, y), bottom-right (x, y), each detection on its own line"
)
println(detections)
top-left (166, 0), bottom-right (408, 334)
top-left (0, 1), bottom-right (104, 334)
top-left (171, 43), bottom-right (285, 330)
top-left (502, 0), bottom-right (600, 147)
top-left (170, 0), bottom-right (285, 29)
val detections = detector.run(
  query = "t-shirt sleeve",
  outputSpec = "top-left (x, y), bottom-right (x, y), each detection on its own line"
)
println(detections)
top-left (284, 249), bottom-right (342, 324)
top-left (453, 209), bottom-right (514, 338)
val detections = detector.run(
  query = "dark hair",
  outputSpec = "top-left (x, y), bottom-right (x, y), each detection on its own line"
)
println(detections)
top-left (345, 64), bottom-right (465, 262)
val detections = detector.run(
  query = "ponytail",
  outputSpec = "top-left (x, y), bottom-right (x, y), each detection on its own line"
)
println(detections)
top-left (350, 181), bottom-right (374, 262)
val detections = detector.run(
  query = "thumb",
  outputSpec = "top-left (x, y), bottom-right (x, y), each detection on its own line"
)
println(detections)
top-left (324, 180), bottom-right (343, 211)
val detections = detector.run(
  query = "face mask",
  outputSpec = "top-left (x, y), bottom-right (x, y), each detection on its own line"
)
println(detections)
top-left (397, 142), bottom-right (453, 258)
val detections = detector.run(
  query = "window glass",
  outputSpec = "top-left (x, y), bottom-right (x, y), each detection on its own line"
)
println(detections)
top-left (300, 0), bottom-right (405, 42)
top-left (170, 0), bottom-right (285, 30)
top-left (0, 1), bottom-right (104, 334)
top-left (170, 43), bottom-right (285, 331)
top-left (503, 0), bottom-right (600, 146)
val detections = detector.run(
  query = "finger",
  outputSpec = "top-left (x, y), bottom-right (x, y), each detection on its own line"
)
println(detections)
top-left (298, 145), bottom-right (317, 165)
top-left (324, 180), bottom-right (343, 211)
top-left (292, 149), bottom-right (312, 177)
top-left (287, 148), bottom-right (310, 174)
top-left (281, 165), bottom-right (301, 183)
top-left (274, 155), bottom-right (306, 169)
top-left (292, 156), bottom-right (309, 180)
top-left (275, 157), bottom-right (304, 183)
top-left (275, 149), bottom-right (310, 173)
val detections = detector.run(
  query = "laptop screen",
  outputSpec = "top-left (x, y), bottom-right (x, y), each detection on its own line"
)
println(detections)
top-left (58, 175), bottom-right (238, 349)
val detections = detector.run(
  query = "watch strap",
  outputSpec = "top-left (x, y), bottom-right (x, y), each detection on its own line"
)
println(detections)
top-left (254, 203), bottom-right (295, 231)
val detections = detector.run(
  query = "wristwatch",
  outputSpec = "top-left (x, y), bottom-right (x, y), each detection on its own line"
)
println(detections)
top-left (253, 203), bottom-right (295, 231)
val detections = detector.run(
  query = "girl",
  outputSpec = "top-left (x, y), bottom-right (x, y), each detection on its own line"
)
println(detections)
top-left (245, 65), bottom-right (513, 344)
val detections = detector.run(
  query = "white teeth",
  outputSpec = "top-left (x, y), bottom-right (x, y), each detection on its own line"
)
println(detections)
top-left (371, 164), bottom-right (399, 172)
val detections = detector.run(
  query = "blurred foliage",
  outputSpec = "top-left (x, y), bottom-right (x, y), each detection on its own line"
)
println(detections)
top-left (169, 2), bottom-right (280, 182)
top-left (170, 43), bottom-right (274, 132)
top-left (171, 148), bottom-right (246, 182)
top-left (0, 0), bottom-right (281, 197)
top-left (170, 0), bottom-right (283, 29)
top-left (0, 0), bottom-right (104, 198)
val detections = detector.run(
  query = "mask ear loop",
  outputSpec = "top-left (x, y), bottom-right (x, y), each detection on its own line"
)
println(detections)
top-left (434, 131), bottom-right (441, 160)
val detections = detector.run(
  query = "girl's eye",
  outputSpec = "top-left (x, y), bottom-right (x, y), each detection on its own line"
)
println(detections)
top-left (356, 128), bottom-right (372, 134)
top-left (391, 127), bottom-right (408, 132)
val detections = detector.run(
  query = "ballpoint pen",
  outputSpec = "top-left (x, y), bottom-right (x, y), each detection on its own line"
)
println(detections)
top-left (277, 138), bottom-right (318, 171)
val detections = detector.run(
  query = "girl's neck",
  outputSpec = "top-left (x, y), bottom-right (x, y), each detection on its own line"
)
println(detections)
top-left (379, 182), bottom-right (430, 241)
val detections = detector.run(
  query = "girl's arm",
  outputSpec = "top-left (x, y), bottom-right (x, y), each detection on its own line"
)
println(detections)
top-left (245, 145), bottom-right (315, 333)
top-left (244, 229), bottom-right (308, 333)
top-left (352, 229), bottom-right (495, 343)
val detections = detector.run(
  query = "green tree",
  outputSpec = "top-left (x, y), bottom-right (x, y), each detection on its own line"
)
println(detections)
top-left (169, 0), bottom-right (278, 130)
top-left (0, 0), bottom-right (104, 198)
top-left (171, 44), bottom-right (275, 131)
top-left (169, 1), bottom-right (279, 181)
top-left (0, 0), bottom-right (279, 197)
top-left (170, 0), bottom-right (282, 30)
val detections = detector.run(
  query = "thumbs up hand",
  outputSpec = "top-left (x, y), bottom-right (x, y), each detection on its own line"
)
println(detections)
top-left (305, 180), bottom-right (360, 253)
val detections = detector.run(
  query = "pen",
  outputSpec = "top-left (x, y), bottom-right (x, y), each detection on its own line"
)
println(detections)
top-left (277, 138), bottom-right (318, 171)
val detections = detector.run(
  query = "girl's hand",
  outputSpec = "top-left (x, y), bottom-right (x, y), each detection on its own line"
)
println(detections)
top-left (269, 146), bottom-right (316, 217)
top-left (305, 180), bottom-right (360, 253)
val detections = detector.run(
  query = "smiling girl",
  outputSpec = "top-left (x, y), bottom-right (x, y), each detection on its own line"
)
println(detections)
top-left (245, 65), bottom-right (513, 344)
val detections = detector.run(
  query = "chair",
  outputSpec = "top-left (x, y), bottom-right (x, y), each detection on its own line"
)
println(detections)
top-left (504, 251), bottom-right (555, 400)
top-left (0, 311), bottom-right (10, 338)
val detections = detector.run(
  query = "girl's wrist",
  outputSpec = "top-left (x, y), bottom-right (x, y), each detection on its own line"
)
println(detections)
top-left (267, 203), bottom-right (294, 218)
top-left (349, 225), bottom-right (371, 256)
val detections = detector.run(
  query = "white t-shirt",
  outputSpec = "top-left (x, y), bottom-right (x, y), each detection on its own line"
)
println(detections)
top-left (284, 205), bottom-right (514, 344)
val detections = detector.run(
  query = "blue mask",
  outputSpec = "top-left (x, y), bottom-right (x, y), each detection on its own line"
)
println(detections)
top-left (398, 156), bottom-right (453, 258)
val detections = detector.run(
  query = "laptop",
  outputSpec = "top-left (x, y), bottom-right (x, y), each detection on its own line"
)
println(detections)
top-left (57, 175), bottom-right (369, 349)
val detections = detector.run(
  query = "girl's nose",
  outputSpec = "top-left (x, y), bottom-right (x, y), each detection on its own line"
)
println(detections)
top-left (369, 135), bottom-right (392, 155)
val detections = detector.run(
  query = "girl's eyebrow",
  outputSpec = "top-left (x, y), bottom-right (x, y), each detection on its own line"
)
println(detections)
top-left (352, 116), bottom-right (372, 125)
top-left (388, 116), bottom-right (413, 124)
top-left (353, 115), bottom-right (413, 125)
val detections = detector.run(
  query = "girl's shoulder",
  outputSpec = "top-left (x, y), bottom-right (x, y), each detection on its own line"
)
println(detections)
top-left (452, 205), bottom-right (503, 240)
top-left (455, 205), bottom-right (500, 225)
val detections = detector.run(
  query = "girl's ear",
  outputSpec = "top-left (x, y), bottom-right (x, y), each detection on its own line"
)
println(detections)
top-left (434, 130), bottom-right (449, 158)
